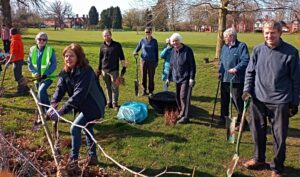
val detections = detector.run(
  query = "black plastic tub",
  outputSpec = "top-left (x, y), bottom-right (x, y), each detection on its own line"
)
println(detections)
top-left (148, 91), bottom-right (178, 114)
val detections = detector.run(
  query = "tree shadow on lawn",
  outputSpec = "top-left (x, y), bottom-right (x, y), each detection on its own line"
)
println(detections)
top-left (0, 104), bottom-right (35, 114)
top-left (97, 163), bottom-right (215, 177)
top-left (93, 122), bottom-right (188, 143)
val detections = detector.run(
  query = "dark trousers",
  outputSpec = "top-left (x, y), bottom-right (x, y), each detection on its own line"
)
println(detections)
top-left (140, 60), bottom-right (156, 94)
top-left (249, 97), bottom-right (289, 173)
top-left (175, 81), bottom-right (189, 118)
top-left (220, 82), bottom-right (244, 122)
top-left (2, 39), bottom-right (10, 53)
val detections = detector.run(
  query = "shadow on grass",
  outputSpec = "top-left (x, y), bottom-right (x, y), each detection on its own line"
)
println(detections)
top-left (285, 166), bottom-right (300, 177)
top-left (97, 163), bottom-right (215, 177)
top-left (93, 122), bottom-right (188, 143)
top-left (1, 104), bottom-right (35, 114)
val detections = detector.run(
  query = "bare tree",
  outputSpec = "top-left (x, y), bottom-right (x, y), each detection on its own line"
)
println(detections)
top-left (134, 0), bottom-right (300, 59)
top-left (123, 8), bottom-right (144, 30)
top-left (0, 0), bottom-right (43, 27)
top-left (46, 0), bottom-right (72, 30)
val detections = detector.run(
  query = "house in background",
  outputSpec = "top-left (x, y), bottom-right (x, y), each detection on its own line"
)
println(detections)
top-left (291, 16), bottom-right (300, 32)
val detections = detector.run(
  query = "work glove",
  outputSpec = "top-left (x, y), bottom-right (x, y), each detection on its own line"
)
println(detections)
top-left (4, 61), bottom-right (10, 69)
top-left (218, 73), bottom-right (222, 81)
top-left (165, 79), bottom-right (169, 87)
top-left (189, 79), bottom-right (195, 87)
top-left (288, 104), bottom-right (298, 117)
top-left (47, 107), bottom-right (64, 122)
top-left (35, 74), bottom-right (41, 79)
top-left (242, 91), bottom-right (251, 101)
top-left (95, 69), bottom-right (101, 77)
top-left (121, 66), bottom-right (126, 76)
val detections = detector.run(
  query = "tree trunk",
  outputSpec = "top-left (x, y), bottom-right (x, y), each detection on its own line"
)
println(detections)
top-left (215, 0), bottom-right (229, 60)
top-left (1, 0), bottom-right (12, 27)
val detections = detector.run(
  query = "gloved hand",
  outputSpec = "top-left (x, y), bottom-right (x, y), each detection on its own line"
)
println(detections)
top-left (95, 69), bottom-right (101, 77)
top-left (121, 66), bottom-right (126, 76)
top-left (189, 79), bottom-right (195, 87)
top-left (242, 91), bottom-right (251, 101)
top-left (218, 73), bottom-right (222, 80)
top-left (288, 104), bottom-right (298, 117)
top-left (4, 61), bottom-right (10, 69)
top-left (46, 108), bottom-right (64, 121)
top-left (165, 79), bottom-right (169, 87)
top-left (41, 75), bottom-right (47, 80)
top-left (35, 74), bottom-right (41, 79)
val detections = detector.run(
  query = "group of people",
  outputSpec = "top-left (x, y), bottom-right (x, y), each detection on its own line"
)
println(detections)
top-left (0, 19), bottom-right (299, 177)
top-left (219, 21), bottom-right (299, 177)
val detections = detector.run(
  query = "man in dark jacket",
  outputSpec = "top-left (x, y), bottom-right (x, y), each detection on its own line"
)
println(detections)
top-left (242, 21), bottom-right (300, 177)
top-left (96, 30), bottom-right (126, 110)
top-left (218, 27), bottom-right (250, 127)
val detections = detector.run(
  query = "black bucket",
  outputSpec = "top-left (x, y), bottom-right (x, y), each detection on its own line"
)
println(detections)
top-left (148, 91), bottom-right (178, 114)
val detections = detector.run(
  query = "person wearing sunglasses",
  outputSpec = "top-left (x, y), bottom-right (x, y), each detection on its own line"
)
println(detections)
top-left (133, 27), bottom-right (158, 96)
top-left (28, 32), bottom-right (57, 112)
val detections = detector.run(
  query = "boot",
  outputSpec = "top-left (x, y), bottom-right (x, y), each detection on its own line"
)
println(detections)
top-left (78, 156), bottom-right (98, 166)
top-left (112, 102), bottom-right (119, 111)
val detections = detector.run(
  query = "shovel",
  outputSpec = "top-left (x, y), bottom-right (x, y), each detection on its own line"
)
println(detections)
top-left (0, 57), bottom-right (12, 97)
top-left (226, 76), bottom-right (237, 143)
top-left (226, 97), bottom-right (251, 177)
top-left (134, 54), bottom-right (139, 96)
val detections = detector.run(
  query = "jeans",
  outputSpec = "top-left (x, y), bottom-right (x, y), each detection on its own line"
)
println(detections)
top-left (36, 79), bottom-right (52, 112)
top-left (70, 113), bottom-right (96, 160)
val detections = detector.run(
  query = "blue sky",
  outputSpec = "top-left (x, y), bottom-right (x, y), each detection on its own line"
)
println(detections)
top-left (47, 0), bottom-right (135, 16)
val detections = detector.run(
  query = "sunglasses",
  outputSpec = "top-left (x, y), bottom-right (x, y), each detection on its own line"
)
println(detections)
top-left (38, 38), bottom-right (47, 41)
top-left (145, 31), bottom-right (151, 33)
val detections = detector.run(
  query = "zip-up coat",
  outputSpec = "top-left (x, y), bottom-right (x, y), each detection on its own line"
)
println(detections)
top-left (160, 45), bottom-right (172, 81)
top-left (244, 39), bottom-right (300, 105)
top-left (51, 66), bottom-right (106, 121)
top-left (219, 40), bottom-right (250, 83)
top-left (10, 34), bottom-right (24, 62)
top-left (168, 44), bottom-right (196, 83)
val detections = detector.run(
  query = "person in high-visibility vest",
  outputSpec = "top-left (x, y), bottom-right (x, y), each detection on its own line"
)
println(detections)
top-left (28, 32), bottom-right (57, 112)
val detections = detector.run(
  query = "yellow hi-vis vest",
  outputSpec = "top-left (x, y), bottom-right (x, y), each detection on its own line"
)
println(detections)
top-left (31, 45), bottom-right (56, 81)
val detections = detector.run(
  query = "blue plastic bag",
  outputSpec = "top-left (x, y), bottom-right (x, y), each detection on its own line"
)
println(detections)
top-left (117, 101), bottom-right (148, 123)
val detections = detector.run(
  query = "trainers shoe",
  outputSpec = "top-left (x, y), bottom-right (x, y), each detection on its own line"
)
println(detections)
top-left (243, 159), bottom-right (267, 169)
top-left (112, 103), bottom-right (119, 111)
top-left (78, 156), bottom-right (98, 166)
top-left (106, 102), bottom-right (113, 108)
top-left (271, 171), bottom-right (283, 177)
top-left (177, 117), bottom-right (189, 124)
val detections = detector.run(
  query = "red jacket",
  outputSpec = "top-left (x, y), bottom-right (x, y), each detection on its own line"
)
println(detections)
top-left (10, 34), bottom-right (24, 62)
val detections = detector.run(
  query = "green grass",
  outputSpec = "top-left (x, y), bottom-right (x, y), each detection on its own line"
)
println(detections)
top-left (1, 28), bottom-right (300, 177)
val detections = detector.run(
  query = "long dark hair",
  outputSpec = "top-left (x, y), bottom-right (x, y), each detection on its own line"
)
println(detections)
top-left (62, 43), bottom-right (89, 72)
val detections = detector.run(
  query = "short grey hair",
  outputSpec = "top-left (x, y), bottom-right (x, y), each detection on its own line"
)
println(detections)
top-left (223, 28), bottom-right (237, 39)
top-left (170, 33), bottom-right (183, 43)
top-left (35, 32), bottom-right (48, 40)
top-left (263, 20), bottom-right (282, 33)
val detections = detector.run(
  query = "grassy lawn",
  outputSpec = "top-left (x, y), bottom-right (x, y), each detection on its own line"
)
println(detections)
top-left (1, 28), bottom-right (300, 177)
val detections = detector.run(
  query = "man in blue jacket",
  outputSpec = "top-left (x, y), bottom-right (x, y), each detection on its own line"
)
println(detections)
top-left (218, 28), bottom-right (250, 127)
top-left (242, 21), bottom-right (300, 177)
top-left (133, 27), bottom-right (158, 96)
